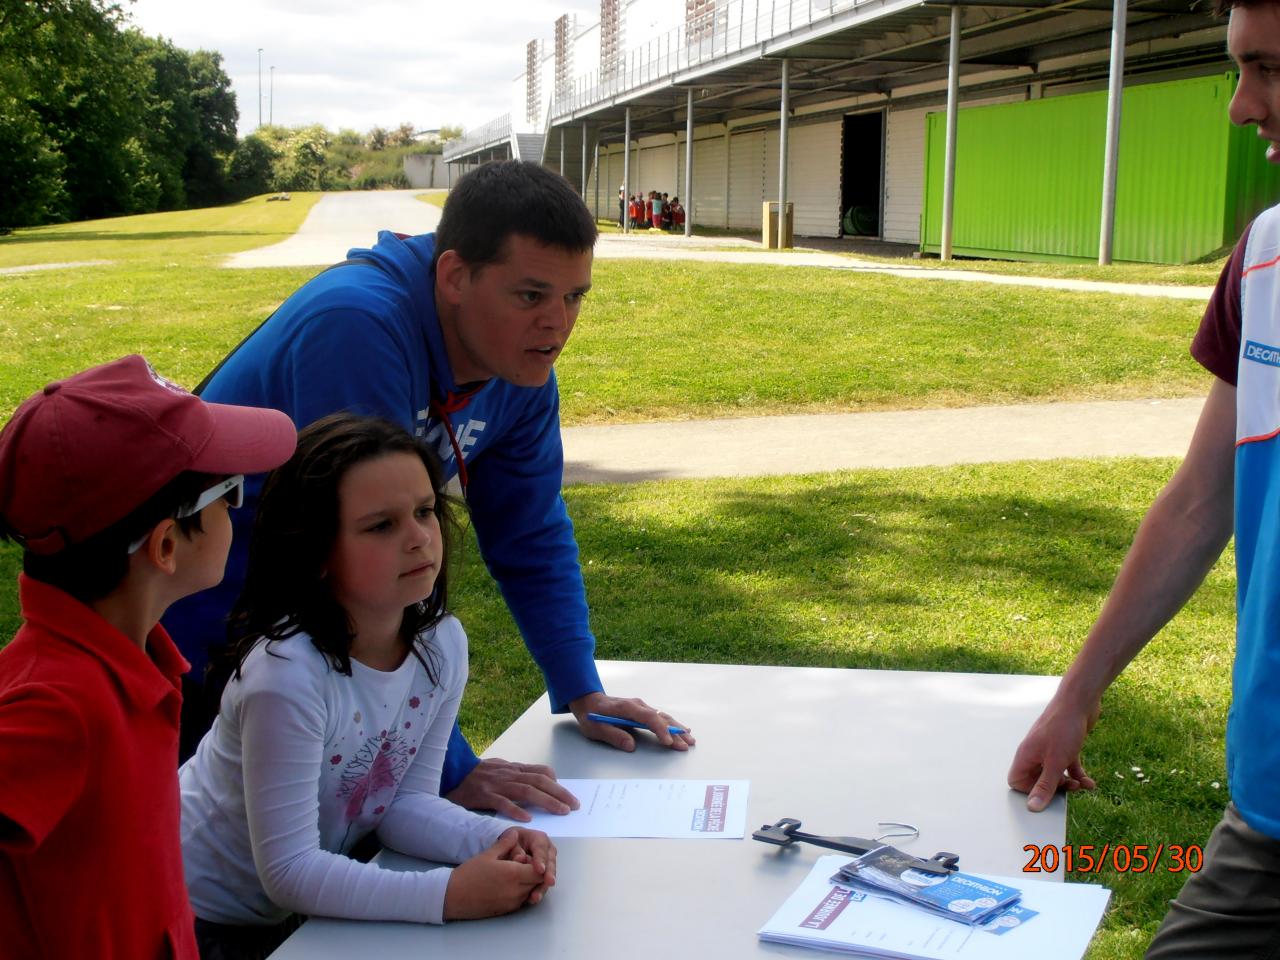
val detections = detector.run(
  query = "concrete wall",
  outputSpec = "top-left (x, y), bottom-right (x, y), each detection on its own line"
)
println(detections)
top-left (883, 93), bottom-right (1025, 244)
top-left (403, 153), bottom-right (449, 189)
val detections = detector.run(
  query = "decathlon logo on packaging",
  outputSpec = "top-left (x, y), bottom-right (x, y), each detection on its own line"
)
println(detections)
top-left (1244, 340), bottom-right (1280, 368)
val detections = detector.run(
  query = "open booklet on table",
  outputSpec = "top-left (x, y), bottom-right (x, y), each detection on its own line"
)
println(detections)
top-left (758, 854), bottom-right (1110, 960)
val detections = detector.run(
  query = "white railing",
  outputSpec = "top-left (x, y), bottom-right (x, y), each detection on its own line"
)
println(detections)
top-left (443, 113), bottom-right (512, 161)
top-left (551, 0), bottom-right (861, 118)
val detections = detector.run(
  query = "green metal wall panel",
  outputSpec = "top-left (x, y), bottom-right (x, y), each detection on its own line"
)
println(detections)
top-left (921, 74), bottom-right (1280, 264)
top-left (1113, 77), bottom-right (1230, 263)
top-left (1226, 112), bottom-right (1280, 242)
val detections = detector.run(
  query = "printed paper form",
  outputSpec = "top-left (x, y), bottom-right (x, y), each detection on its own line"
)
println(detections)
top-left (496, 779), bottom-right (749, 838)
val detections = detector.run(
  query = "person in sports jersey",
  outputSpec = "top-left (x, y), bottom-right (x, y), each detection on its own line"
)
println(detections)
top-left (1008, 3), bottom-right (1280, 955)
top-left (165, 160), bottom-right (694, 822)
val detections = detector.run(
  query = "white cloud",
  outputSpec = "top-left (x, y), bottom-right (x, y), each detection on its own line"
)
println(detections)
top-left (125, 0), bottom-right (599, 135)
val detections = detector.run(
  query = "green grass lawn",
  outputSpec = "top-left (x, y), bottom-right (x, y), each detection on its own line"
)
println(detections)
top-left (561, 261), bottom-right (1208, 423)
top-left (415, 190), bottom-right (448, 209)
top-left (0, 194), bottom-right (322, 270)
top-left (0, 204), bottom-right (1210, 422)
top-left (0, 259), bottom-right (1210, 423)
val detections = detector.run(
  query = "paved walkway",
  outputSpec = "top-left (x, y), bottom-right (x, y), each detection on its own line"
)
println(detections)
top-left (224, 190), bottom-right (442, 268)
top-left (222, 191), bottom-right (1212, 302)
top-left (594, 233), bottom-right (1212, 301)
top-left (561, 397), bottom-right (1204, 485)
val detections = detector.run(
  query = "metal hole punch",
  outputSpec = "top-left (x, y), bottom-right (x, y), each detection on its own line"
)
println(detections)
top-left (752, 817), bottom-right (960, 875)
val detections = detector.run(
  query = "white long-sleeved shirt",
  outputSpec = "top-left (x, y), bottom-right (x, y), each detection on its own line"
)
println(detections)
top-left (179, 616), bottom-right (506, 925)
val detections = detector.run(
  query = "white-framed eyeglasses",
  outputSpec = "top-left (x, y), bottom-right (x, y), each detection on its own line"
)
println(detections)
top-left (128, 475), bottom-right (245, 554)
top-left (176, 474), bottom-right (244, 518)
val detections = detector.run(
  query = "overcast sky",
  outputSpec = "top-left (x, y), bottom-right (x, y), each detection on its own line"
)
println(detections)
top-left (126, 0), bottom-right (601, 136)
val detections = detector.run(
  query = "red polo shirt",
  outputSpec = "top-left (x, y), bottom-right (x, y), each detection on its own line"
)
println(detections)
top-left (0, 575), bottom-right (198, 959)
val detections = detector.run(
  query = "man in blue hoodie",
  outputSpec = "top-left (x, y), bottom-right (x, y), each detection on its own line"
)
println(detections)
top-left (167, 160), bottom-right (694, 817)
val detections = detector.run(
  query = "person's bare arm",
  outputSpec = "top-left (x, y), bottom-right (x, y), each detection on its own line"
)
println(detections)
top-left (1008, 378), bottom-right (1236, 811)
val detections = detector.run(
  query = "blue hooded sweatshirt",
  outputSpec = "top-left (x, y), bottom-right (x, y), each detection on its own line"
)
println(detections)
top-left (164, 231), bottom-right (601, 791)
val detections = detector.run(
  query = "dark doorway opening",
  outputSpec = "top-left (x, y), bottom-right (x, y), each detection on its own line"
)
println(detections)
top-left (841, 112), bottom-right (883, 237)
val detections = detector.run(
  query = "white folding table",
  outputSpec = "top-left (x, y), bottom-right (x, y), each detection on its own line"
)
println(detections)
top-left (271, 659), bottom-right (1065, 958)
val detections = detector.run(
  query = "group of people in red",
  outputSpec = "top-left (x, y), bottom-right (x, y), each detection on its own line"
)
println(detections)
top-left (619, 187), bottom-right (685, 231)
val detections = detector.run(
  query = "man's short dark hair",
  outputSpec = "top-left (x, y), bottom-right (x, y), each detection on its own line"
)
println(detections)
top-left (433, 160), bottom-right (597, 270)
top-left (17, 471), bottom-right (215, 604)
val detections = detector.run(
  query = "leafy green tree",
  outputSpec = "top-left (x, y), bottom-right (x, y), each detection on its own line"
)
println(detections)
top-left (272, 124), bottom-right (331, 190)
top-left (0, 0), bottom-right (148, 221)
top-left (128, 32), bottom-right (194, 209)
top-left (0, 4), bottom-right (69, 226)
top-left (40, 3), bottom-right (155, 218)
top-left (184, 48), bottom-right (237, 204)
top-left (0, 90), bottom-right (67, 226)
top-left (227, 133), bottom-right (277, 198)
top-left (0, 2), bottom-right (240, 224)
top-left (126, 34), bottom-right (239, 209)
top-left (388, 122), bottom-right (417, 148)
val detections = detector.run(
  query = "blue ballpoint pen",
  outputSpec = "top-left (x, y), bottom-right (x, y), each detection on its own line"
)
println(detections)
top-left (586, 712), bottom-right (688, 736)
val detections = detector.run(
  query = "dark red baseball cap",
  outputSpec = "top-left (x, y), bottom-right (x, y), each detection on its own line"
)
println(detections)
top-left (0, 355), bottom-right (297, 555)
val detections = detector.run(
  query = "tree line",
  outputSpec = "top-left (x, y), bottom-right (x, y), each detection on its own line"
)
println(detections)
top-left (229, 122), bottom-right (461, 197)
top-left (1, 1), bottom-right (460, 229)
top-left (1, 0), bottom-right (237, 226)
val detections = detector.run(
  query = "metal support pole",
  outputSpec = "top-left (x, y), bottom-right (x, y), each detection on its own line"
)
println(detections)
top-left (673, 133), bottom-right (680, 194)
top-left (560, 130), bottom-right (565, 176)
top-left (594, 140), bottom-right (600, 219)
top-left (685, 88), bottom-right (694, 237)
top-left (623, 107), bottom-right (631, 234)
top-left (582, 122), bottom-right (589, 197)
top-left (940, 7), bottom-right (961, 261)
top-left (778, 59), bottom-right (790, 249)
top-left (1098, 0), bottom-right (1128, 265)
top-left (724, 126), bottom-right (731, 229)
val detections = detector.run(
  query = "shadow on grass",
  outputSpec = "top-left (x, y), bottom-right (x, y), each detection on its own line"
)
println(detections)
top-left (564, 476), bottom-right (1131, 669)
top-left (459, 462), bottom-right (1226, 721)
top-left (0, 230), bottom-right (270, 246)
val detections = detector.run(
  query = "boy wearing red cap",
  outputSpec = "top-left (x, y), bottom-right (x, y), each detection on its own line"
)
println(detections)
top-left (0, 355), bottom-right (295, 960)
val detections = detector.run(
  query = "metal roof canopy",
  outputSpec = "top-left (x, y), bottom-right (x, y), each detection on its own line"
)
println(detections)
top-left (560, 0), bottom-right (1226, 142)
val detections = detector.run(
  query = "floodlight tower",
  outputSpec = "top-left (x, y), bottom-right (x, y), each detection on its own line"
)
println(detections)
top-left (257, 48), bottom-right (263, 128)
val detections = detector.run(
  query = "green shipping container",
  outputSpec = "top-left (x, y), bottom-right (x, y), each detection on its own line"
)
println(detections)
top-left (919, 73), bottom-right (1280, 264)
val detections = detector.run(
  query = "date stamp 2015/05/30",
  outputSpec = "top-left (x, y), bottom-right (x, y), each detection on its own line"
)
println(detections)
top-left (1023, 844), bottom-right (1203, 875)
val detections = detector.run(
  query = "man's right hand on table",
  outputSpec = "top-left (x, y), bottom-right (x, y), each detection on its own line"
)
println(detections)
top-left (1007, 694), bottom-right (1101, 812)
top-left (445, 757), bottom-right (581, 822)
